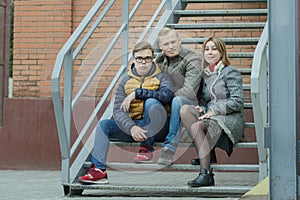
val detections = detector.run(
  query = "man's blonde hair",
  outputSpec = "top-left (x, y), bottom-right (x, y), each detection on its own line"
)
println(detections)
top-left (157, 27), bottom-right (179, 42)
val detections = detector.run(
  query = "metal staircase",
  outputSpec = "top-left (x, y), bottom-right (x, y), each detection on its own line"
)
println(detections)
top-left (51, 0), bottom-right (269, 197)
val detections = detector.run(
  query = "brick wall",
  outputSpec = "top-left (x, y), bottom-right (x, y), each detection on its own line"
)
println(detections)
top-left (13, 0), bottom-right (266, 98)
top-left (13, 0), bottom-right (73, 97)
top-left (13, 0), bottom-right (163, 97)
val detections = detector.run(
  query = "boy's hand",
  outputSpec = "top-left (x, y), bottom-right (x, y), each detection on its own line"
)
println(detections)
top-left (130, 125), bottom-right (148, 141)
top-left (120, 92), bottom-right (135, 112)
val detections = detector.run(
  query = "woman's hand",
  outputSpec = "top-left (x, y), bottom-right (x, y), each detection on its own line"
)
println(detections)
top-left (192, 105), bottom-right (204, 113)
top-left (198, 110), bottom-right (215, 121)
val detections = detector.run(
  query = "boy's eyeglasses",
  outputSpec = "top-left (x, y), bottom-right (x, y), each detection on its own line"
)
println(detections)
top-left (135, 56), bottom-right (153, 63)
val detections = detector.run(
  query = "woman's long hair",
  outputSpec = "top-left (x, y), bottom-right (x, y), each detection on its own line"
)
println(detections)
top-left (201, 37), bottom-right (230, 72)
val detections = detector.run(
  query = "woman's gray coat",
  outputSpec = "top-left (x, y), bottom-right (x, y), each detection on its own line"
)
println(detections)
top-left (198, 62), bottom-right (245, 144)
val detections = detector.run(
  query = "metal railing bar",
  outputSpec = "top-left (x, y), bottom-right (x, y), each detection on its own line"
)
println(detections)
top-left (251, 21), bottom-right (268, 93)
top-left (71, 0), bottom-right (176, 155)
top-left (250, 21), bottom-right (268, 181)
top-left (147, 0), bottom-right (180, 44)
top-left (71, 23), bottom-right (127, 108)
top-left (52, 0), bottom-right (106, 82)
top-left (71, 0), bottom-right (168, 157)
top-left (73, 0), bottom-right (116, 60)
top-left (51, 1), bottom-right (107, 155)
top-left (129, 0), bottom-right (143, 19)
top-left (138, 0), bottom-right (168, 42)
top-left (70, 64), bottom-right (127, 157)
top-left (71, 0), bottom-right (145, 108)
top-left (52, 89), bottom-right (69, 159)
top-left (63, 49), bottom-right (73, 145)
top-left (73, 0), bottom-right (144, 60)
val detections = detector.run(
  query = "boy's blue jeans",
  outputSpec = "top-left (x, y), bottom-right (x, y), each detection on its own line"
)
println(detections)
top-left (92, 98), bottom-right (169, 170)
top-left (163, 96), bottom-right (196, 153)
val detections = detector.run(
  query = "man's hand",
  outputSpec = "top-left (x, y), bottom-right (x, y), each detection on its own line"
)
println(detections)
top-left (120, 92), bottom-right (135, 112)
top-left (130, 125), bottom-right (148, 142)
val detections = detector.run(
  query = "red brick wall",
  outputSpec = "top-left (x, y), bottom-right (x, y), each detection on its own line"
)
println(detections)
top-left (13, 0), bottom-right (73, 97)
top-left (13, 1), bottom-right (266, 98)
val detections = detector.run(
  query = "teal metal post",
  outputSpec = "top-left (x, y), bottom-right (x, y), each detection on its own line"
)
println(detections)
top-left (268, 0), bottom-right (298, 198)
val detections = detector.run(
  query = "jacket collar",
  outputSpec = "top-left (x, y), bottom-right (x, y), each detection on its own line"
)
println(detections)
top-left (204, 61), bottom-right (226, 75)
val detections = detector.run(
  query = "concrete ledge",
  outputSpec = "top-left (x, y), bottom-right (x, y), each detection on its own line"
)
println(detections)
top-left (241, 176), bottom-right (268, 199)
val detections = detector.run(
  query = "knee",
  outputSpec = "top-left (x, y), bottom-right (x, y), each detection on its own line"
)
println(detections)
top-left (191, 121), bottom-right (206, 133)
top-left (97, 120), bottom-right (110, 133)
top-left (180, 104), bottom-right (193, 117)
top-left (144, 98), bottom-right (160, 107)
top-left (172, 96), bottom-right (189, 109)
top-left (172, 96), bottom-right (181, 104)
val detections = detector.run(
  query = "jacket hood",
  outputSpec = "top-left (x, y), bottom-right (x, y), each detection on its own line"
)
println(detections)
top-left (128, 62), bottom-right (161, 80)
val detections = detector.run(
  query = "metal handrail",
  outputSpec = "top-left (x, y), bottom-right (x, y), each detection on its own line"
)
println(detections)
top-left (70, 0), bottom-right (176, 157)
top-left (250, 21), bottom-right (269, 181)
top-left (52, 0), bottom-right (107, 160)
top-left (51, 0), bottom-right (180, 184)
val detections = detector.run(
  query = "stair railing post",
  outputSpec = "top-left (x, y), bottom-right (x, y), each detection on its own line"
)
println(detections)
top-left (122, 0), bottom-right (129, 69)
top-left (269, 0), bottom-right (298, 198)
top-left (62, 48), bottom-right (73, 184)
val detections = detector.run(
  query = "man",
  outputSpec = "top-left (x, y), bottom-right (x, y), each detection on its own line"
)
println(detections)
top-left (156, 27), bottom-right (202, 165)
top-left (135, 27), bottom-right (202, 165)
top-left (78, 42), bottom-right (173, 184)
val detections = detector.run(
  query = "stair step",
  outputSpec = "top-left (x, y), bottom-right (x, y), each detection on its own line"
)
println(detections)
top-left (174, 9), bottom-right (267, 17)
top-left (182, 0), bottom-right (267, 3)
top-left (69, 170), bottom-right (258, 197)
top-left (243, 84), bottom-right (250, 90)
top-left (69, 183), bottom-right (253, 197)
top-left (155, 51), bottom-right (253, 58)
top-left (181, 37), bottom-right (259, 45)
top-left (244, 102), bottom-right (252, 109)
top-left (103, 163), bottom-right (259, 171)
top-left (238, 68), bottom-right (252, 74)
top-left (228, 52), bottom-right (253, 58)
top-left (110, 141), bottom-right (257, 148)
top-left (167, 22), bottom-right (266, 29)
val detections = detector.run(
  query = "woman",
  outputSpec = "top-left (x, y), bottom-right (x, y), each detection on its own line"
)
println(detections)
top-left (180, 37), bottom-right (245, 187)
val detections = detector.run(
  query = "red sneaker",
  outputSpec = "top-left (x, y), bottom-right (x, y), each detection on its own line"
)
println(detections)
top-left (133, 147), bottom-right (153, 163)
top-left (78, 165), bottom-right (108, 184)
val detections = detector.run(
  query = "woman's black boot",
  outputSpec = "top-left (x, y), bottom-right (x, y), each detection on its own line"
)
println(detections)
top-left (187, 168), bottom-right (215, 187)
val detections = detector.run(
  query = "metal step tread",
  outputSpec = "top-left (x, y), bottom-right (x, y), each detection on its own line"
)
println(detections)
top-left (182, 0), bottom-right (267, 2)
top-left (243, 84), bottom-right (251, 90)
top-left (69, 171), bottom-right (258, 196)
top-left (174, 9), bottom-right (267, 16)
top-left (155, 51), bottom-right (253, 58)
top-left (69, 183), bottom-right (253, 196)
top-left (181, 37), bottom-right (259, 45)
top-left (243, 102), bottom-right (252, 108)
top-left (110, 141), bottom-right (257, 148)
top-left (167, 22), bottom-right (266, 29)
top-left (238, 67), bottom-right (252, 74)
top-left (228, 52), bottom-right (253, 58)
top-left (103, 162), bottom-right (259, 171)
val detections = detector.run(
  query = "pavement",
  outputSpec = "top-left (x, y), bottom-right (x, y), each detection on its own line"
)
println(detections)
top-left (0, 170), bottom-right (267, 200)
